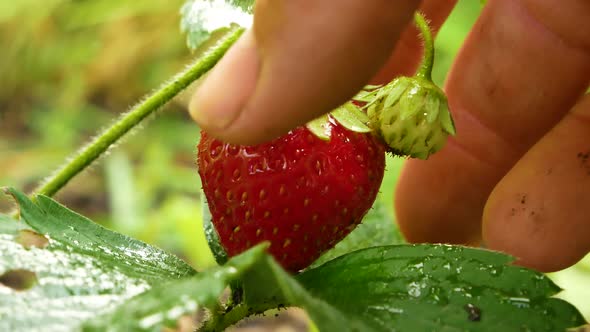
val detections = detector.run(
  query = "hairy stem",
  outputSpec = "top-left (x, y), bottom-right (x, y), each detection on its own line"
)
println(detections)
top-left (414, 12), bottom-right (435, 81)
top-left (200, 304), bottom-right (250, 332)
top-left (199, 302), bottom-right (280, 332)
top-left (31, 27), bottom-right (244, 199)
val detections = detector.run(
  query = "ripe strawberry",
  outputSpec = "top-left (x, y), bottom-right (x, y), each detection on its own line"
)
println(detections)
top-left (197, 115), bottom-right (385, 272)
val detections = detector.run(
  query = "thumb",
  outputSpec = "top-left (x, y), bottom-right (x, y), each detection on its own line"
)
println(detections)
top-left (189, 0), bottom-right (420, 145)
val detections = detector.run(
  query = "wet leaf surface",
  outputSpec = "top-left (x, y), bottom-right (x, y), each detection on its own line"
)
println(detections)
top-left (0, 188), bottom-right (196, 331)
top-left (298, 245), bottom-right (587, 331)
top-left (7, 188), bottom-right (195, 281)
top-left (84, 245), bottom-right (267, 332)
top-left (0, 189), bottom-right (586, 331)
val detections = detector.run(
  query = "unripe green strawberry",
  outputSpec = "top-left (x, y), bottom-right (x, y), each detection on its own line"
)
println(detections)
top-left (197, 113), bottom-right (385, 273)
top-left (359, 12), bottom-right (456, 160)
top-left (366, 76), bottom-right (455, 159)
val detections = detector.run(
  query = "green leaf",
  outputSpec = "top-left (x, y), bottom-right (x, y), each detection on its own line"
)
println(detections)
top-left (310, 199), bottom-right (403, 268)
top-left (298, 245), bottom-right (587, 332)
top-left (0, 188), bottom-right (196, 331)
top-left (84, 244), bottom-right (268, 332)
top-left (180, 0), bottom-right (253, 50)
top-left (201, 193), bottom-right (229, 265)
top-left (3, 189), bottom-right (585, 331)
top-left (7, 188), bottom-right (194, 281)
top-left (241, 254), bottom-right (370, 331)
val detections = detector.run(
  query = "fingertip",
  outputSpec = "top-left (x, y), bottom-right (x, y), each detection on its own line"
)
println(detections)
top-left (189, 29), bottom-right (260, 140)
top-left (483, 192), bottom-right (589, 272)
top-left (483, 95), bottom-right (590, 272)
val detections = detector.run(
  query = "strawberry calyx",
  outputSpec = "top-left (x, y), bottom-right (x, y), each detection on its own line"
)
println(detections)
top-left (351, 12), bottom-right (457, 159)
top-left (364, 76), bottom-right (455, 159)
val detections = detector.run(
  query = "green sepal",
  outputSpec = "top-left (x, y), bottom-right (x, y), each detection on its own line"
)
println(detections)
top-left (351, 85), bottom-right (383, 103)
top-left (305, 114), bottom-right (332, 141)
top-left (201, 192), bottom-right (229, 266)
top-left (424, 91), bottom-right (441, 123)
top-left (305, 102), bottom-right (373, 141)
top-left (399, 84), bottom-right (427, 120)
top-left (383, 78), bottom-right (409, 109)
top-left (331, 103), bottom-right (372, 133)
top-left (439, 101), bottom-right (457, 135)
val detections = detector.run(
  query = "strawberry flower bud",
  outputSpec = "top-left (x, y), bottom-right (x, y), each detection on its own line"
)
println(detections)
top-left (366, 76), bottom-right (455, 159)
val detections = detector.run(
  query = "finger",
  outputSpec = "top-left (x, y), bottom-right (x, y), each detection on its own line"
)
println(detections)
top-left (395, 0), bottom-right (590, 245)
top-left (483, 94), bottom-right (590, 272)
top-left (191, 1), bottom-right (420, 145)
top-left (370, 0), bottom-right (457, 85)
top-left (189, 29), bottom-right (260, 135)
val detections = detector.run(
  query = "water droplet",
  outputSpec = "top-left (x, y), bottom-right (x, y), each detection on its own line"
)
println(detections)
top-left (508, 297), bottom-right (530, 308)
top-left (407, 281), bottom-right (422, 297)
top-left (367, 305), bottom-right (404, 314)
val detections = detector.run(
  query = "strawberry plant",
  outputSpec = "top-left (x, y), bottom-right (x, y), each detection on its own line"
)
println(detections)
top-left (0, 1), bottom-right (587, 331)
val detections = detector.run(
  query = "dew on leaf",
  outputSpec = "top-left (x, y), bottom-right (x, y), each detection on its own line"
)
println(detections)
top-left (410, 262), bottom-right (424, 273)
top-left (508, 297), bottom-right (531, 309)
top-left (368, 305), bottom-right (404, 315)
top-left (407, 281), bottom-right (422, 298)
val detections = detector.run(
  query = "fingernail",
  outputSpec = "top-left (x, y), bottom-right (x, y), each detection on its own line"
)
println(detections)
top-left (189, 30), bottom-right (260, 131)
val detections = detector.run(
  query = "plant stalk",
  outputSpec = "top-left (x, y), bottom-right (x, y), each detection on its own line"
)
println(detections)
top-left (199, 301), bottom-right (281, 332)
top-left (30, 27), bottom-right (244, 199)
top-left (413, 12), bottom-right (435, 81)
top-left (200, 304), bottom-right (250, 332)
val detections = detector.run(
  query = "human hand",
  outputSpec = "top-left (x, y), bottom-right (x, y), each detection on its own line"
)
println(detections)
top-left (189, 0), bottom-right (590, 272)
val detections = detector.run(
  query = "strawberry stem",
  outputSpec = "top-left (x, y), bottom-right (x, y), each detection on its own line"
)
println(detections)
top-left (414, 12), bottom-right (435, 82)
top-left (200, 302), bottom-right (279, 332)
top-left (200, 304), bottom-right (250, 332)
top-left (30, 26), bottom-right (244, 200)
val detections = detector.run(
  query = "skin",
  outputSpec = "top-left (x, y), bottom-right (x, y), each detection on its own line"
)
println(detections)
top-left (190, 0), bottom-right (590, 272)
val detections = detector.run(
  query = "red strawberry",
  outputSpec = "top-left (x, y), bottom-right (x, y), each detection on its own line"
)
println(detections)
top-left (197, 115), bottom-right (385, 272)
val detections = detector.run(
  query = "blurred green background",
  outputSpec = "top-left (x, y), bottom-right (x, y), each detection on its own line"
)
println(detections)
top-left (0, 0), bottom-right (588, 320)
